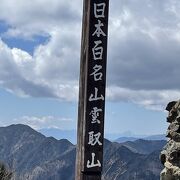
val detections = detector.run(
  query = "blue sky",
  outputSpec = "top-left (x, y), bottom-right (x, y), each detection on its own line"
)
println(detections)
top-left (0, 0), bottom-right (180, 135)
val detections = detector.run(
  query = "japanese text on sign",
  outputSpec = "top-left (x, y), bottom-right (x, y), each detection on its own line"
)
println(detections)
top-left (86, 1), bottom-right (108, 170)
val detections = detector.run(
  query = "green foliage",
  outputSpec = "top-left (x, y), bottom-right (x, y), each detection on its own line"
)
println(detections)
top-left (0, 163), bottom-right (13, 180)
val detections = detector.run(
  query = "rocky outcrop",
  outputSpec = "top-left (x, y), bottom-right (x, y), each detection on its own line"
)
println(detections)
top-left (160, 101), bottom-right (180, 180)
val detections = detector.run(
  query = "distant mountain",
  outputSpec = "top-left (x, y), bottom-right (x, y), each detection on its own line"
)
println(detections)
top-left (143, 134), bottom-right (166, 141)
top-left (105, 131), bottom-right (137, 141)
top-left (103, 140), bottom-right (164, 180)
top-left (38, 129), bottom-right (138, 144)
top-left (38, 128), bottom-right (77, 144)
top-left (38, 128), bottom-right (125, 144)
top-left (114, 137), bottom-right (139, 143)
top-left (39, 128), bottom-right (166, 144)
top-left (0, 124), bottom-right (75, 180)
top-left (120, 139), bottom-right (166, 154)
top-left (115, 134), bottom-right (166, 143)
top-left (0, 124), bottom-right (165, 180)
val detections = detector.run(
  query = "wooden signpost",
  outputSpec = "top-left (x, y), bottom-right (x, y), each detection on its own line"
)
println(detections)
top-left (76, 0), bottom-right (109, 179)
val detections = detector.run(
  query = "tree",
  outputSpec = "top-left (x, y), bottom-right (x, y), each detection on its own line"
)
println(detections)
top-left (0, 162), bottom-right (13, 180)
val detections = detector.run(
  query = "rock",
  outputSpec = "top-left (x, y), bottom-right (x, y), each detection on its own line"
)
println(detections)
top-left (160, 100), bottom-right (180, 179)
top-left (166, 101), bottom-right (177, 111)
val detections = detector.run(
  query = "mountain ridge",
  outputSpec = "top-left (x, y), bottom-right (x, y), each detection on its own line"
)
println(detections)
top-left (39, 127), bottom-right (166, 144)
top-left (0, 124), bottom-right (165, 180)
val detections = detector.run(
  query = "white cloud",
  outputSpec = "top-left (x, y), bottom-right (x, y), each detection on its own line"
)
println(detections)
top-left (107, 87), bottom-right (180, 110)
top-left (0, 0), bottom-right (82, 100)
top-left (0, 0), bottom-right (180, 110)
top-left (0, 0), bottom-right (82, 38)
top-left (13, 115), bottom-right (74, 130)
top-left (106, 0), bottom-right (180, 109)
top-left (0, 38), bottom-right (79, 99)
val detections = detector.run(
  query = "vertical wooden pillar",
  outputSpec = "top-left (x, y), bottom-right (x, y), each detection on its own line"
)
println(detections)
top-left (76, 0), bottom-right (109, 179)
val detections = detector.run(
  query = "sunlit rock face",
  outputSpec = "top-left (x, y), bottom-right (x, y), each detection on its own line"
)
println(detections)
top-left (160, 101), bottom-right (180, 180)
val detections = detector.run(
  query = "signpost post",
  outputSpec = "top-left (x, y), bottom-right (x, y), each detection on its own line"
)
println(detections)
top-left (76, 0), bottom-right (109, 179)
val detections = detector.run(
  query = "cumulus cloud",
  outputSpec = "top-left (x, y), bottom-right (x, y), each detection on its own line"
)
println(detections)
top-left (108, 0), bottom-right (180, 90)
top-left (13, 115), bottom-right (74, 130)
top-left (0, 0), bottom-right (82, 38)
top-left (107, 87), bottom-right (180, 110)
top-left (0, 0), bottom-right (180, 109)
top-left (106, 0), bottom-right (180, 109)
top-left (0, 0), bottom-right (81, 101)
top-left (0, 38), bottom-right (79, 100)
